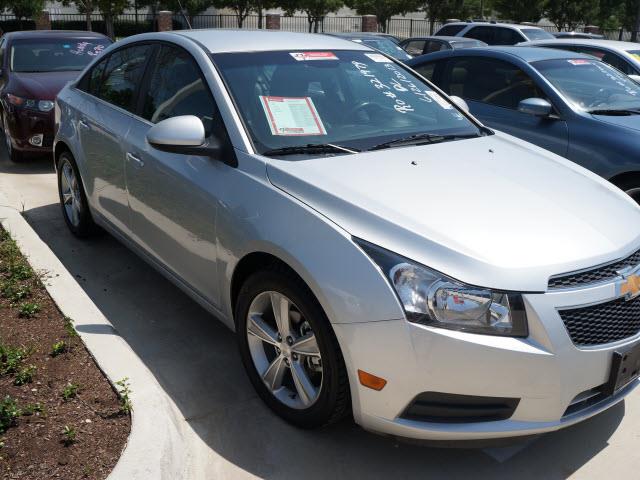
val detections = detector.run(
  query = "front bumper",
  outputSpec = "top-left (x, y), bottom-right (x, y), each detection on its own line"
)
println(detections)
top-left (4, 106), bottom-right (54, 153)
top-left (334, 280), bottom-right (640, 440)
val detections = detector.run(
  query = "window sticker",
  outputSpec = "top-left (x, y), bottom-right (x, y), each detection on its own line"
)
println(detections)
top-left (70, 42), bottom-right (107, 56)
top-left (426, 91), bottom-right (452, 109)
top-left (365, 53), bottom-right (392, 63)
top-left (290, 52), bottom-right (338, 61)
top-left (568, 59), bottom-right (592, 65)
top-left (260, 96), bottom-right (327, 136)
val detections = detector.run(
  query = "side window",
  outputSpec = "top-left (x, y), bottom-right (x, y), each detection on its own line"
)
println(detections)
top-left (464, 27), bottom-right (494, 44)
top-left (573, 46), bottom-right (606, 60)
top-left (442, 57), bottom-right (546, 109)
top-left (436, 24), bottom-right (465, 36)
top-left (99, 44), bottom-right (152, 112)
top-left (142, 45), bottom-right (219, 137)
top-left (404, 40), bottom-right (426, 56)
top-left (424, 40), bottom-right (446, 53)
top-left (414, 62), bottom-right (436, 81)
top-left (494, 28), bottom-right (525, 45)
top-left (78, 57), bottom-right (108, 96)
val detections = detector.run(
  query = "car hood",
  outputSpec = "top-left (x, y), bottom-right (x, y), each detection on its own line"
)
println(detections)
top-left (266, 133), bottom-right (640, 292)
top-left (591, 113), bottom-right (640, 131)
top-left (9, 71), bottom-right (80, 100)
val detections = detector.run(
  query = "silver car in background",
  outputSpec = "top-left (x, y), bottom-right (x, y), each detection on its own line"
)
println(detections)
top-left (54, 30), bottom-right (640, 441)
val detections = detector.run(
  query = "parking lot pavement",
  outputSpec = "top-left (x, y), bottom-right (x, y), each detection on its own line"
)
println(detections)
top-left (1, 152), bottom-right (639, 479)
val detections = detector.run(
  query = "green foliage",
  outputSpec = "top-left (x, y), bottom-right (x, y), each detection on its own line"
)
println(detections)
top-left (63, 316), bottom-right (79, 338)
top-left (544, 0), bottom-right (600, 31)
top-left (212, 0), bottom-right (254, 27)
top-left (18, 302), bottom-right (40, 318)
top-left (11, 0), bottom-right (46, 20)
top-left (280, 0), bottom-right (345, 31)
top-left (346, 0), bottom-right (420, 31)
top-left (51, 340), bottom-right (67, 357)
top-left (13, 364), bottom-right (36, 385)
top-left (0, 396), bottom-right (20, 433)
top-left (21, 402), bottom-right (44, 416)
top-left (115, 377), bottom-right (132, 414)
top-left (62, 382), bottom-right (80, 401)
top-left (491, 0), bottom-right (545, 23)
top-left (0, 344), bottom-right (28, 375)
top-left (62, 425), bottom-right (77, 446)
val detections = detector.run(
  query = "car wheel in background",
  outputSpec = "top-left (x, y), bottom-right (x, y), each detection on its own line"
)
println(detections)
top-left (56, 151), bottom-right (97, 237)
top-left (3, 113), bottom-right (22, 163)
top-left (236, 267), bottom-right (350, 428)
top-left (615, 178), bottom-right (640, 205)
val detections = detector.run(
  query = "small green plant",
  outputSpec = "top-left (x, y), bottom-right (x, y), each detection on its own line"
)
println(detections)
top-left (0, 396), bottom-right (21, 433)
top-left (8, 263), bottom-right (33, 281)
top-left (1, 281), bottom-right (31, 303)
top-left (51, 340), bottom-right (67, 357)
top-left (0, 345), bottom-right (28, 375)
top-left (115, 377), bottom-right (132, 414)
top-left (18, 302), bottom-right (40, 318)
top-left (13, 364), bottom-right (36, 386)
top-left (62, 382), bottom-right (79, 401)
top-left (63, 316), bottom-right (78, 338)
top-left (21, 402), bottom-right (43, 416)
top-left (62, 425), bottom-right (76, 446)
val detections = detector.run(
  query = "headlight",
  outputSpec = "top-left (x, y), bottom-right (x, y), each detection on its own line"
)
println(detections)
top-left (38, 100), bottom-right (54, 112)
top-left (356, 239), bottom-right (528, 337)
top-left (6, 94), bottom-right (54, 112)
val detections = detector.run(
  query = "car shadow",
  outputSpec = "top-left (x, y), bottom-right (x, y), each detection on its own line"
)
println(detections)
top-left (22, 200), bottom-right (626, 479)
top-left (0, 154), bottom-right (54, 175)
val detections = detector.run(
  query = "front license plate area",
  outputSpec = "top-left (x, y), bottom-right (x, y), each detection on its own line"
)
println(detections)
top-left (603, 342), bottom-right (640, 396)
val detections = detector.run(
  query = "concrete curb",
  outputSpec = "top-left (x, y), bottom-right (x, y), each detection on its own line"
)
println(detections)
top-left (0, 191), bottom-right (191, 479)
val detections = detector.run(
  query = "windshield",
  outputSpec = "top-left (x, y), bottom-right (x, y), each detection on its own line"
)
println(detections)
top-left (213, 50), bottom-right (481, 155)
top-left (534, 58), bottom-right (640, 111)
top-left (11, 38), bottom-right (110, 72)
top-left (351, 38), bottom-right (412, 61)
top-left (521, 29), bottom-right (555, 41)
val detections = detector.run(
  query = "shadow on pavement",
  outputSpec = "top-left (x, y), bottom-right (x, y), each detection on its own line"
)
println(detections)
top-left (23, 199), bottom-right (625, 479)
top-left (0, 155), bottom-right (54, 175)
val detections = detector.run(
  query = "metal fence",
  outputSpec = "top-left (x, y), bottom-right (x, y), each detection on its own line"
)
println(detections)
top-left (0, 12), bottom-right (638, 42)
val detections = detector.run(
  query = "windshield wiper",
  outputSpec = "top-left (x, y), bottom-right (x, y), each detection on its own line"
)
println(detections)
top-left (261, 143), bottom-right (360, 157)
top-left (588, 108), bottom-right (640, 115)
top-left (368, 132), bottom-right (481, 151)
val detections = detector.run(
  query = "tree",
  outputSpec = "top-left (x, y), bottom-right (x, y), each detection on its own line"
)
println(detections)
top-left (12, 0), bottom-right (45, 26)
top-left (161, 0), bottom-right (212, 25)
top-left (281, 0), bottom-right (344, 32)
top-left (96, 0), bottom-right (129, 39)
top-left (213, 0), bottom-right (254, 27)
top-left (544, 0), bottom-right (599, 31)
top-left (423, 0), bottom-right (468, 34)
top-left (346, 0), bottom-right (420, 32)
top-left (62, 0), bottom-right (96, 31)
top-left (597, 0), bottom-right (624, 30)
top-left (491, 0), bottom-right (545, 23)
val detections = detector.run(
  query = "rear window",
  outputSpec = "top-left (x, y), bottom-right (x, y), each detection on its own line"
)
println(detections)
top-left (10, 38), bottom-right (111, 72)
top-left (521, 29), bottom-right (555, 41)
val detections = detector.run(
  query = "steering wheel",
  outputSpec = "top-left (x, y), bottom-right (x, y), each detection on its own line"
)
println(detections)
top-left (344, 101), bottom-right (383, 122)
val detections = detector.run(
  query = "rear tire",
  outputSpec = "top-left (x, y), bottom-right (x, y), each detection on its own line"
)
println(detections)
top-left (236, 267), bottom-right (350, 429)
top-left (615, 178), bottom-right (640, 205)
top-left (56, 151), bottom-right (97, 237)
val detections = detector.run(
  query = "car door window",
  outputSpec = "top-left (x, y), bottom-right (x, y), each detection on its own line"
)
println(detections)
top-left (77, 56), bottom-right (108, 96)
top-left (99, 44), bottom-right (151, 112)
top-left (493, 28), bottom-right (524, 45)
top-left (141, 45), bottom-right (219, 137)
top-left (464, 26), bottom-right (494, 44)
top-left (436, 24), bottom-right (465, 36)
top-left (414, 62), bottom-right (437, 81)
top-left (443, 57), bottom-right (546, 109)
top-left (425, 40), bottom-right (447, 53)
top-left (404, 40), bottom-right (426, 56)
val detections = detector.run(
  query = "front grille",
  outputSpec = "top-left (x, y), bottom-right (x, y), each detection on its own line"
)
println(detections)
top-left (548, 248), bottom-right (640, 290)
top-left (559, 296), bottom-right (640, 346)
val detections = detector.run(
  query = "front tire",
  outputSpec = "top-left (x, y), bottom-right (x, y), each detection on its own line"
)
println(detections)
top-left (236, 267), bottom-right (350, 428)
top-left (56, 151), bottom-right (96, 237)
top-left (3, 113), bottom-right (22, 163)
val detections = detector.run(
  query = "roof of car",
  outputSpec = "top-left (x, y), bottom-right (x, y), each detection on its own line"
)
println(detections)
top-left (520, 38), bottom-right (640, 52)
top-left (2, 30), bottom-right (109, 39)
top-left (440, 22), bottom-right (546, 31)
top-left (401, 36), bottom-right (480, 42)
top-left (172, 29), bottom-right (371, 53)
top-left (407, 46), bottom-right (593, 65)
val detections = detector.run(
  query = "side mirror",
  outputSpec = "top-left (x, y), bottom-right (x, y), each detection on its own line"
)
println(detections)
top-left (449, 95), bottom-right (469, 113)
top-left (628, 74), bottom-right (640, 85)
top-left (147, 115), bottom-right (206, 153)
top-left (518, 97), bottom-right (553, 117)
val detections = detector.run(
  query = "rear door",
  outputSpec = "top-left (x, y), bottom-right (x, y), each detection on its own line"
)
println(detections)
top-left (440, 56), bottom-right (569, 156)
top-left (76, 43), bottom-right (153, 234)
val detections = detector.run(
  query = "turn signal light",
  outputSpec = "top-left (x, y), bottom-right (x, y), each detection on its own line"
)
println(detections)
top-left (358, 369), bottom-right (387, 391)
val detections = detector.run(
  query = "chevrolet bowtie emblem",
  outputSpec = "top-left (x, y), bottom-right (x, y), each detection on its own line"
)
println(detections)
top-left (617, 266), bottom-right (640, 301)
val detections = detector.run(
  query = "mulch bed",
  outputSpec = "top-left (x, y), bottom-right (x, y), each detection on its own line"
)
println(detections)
top-left (0, 228), bottom-right (130, 479)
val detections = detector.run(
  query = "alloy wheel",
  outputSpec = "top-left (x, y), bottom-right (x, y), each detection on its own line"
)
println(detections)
top-left (246, 291), bottom-right (323, 409)
top-left (60, 159), bottom-right (83, 227)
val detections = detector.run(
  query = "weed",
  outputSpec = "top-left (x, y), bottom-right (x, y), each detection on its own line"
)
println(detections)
top-left (21, 403), bottom-right (44, 416)
top-left (0, 396), bottom-right (21, 433)
top-left (8, 263), bottom-right (33, 281)
top-left (62, 425), bottom-right (76, 446)
top-left (62, 382), bottom-right (79, 401)
top-left (63, 316), bottom-right (78, 338)
top-left (18, 302), bottom-right (40, 318)
top-left (13, 364), bottom-right (36, 386)
top-left (0, 345), bottom-right (28, 375)
top-left (51, 340), bottom-right (67, 357)
top-left (115, 377), bottom-right (132, 414)
top-left (1, 281), bottom-right (31, 303)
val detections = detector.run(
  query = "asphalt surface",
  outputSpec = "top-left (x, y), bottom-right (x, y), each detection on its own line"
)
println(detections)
top-left (1, 150), bottom-right (639, 479)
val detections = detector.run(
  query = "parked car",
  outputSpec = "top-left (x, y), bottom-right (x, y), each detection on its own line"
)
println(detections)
top-left (434, 22), bottom-right (555, 44)
top-left (407, 46), bottom-right (640, 202)
top-left (56, 30), bottom-right (640, 441)
top-left (400, 36), bottom-right (487, 56)
top-left (325, 33), bottom-right (412, 61)
top-left (552, 31), bottom-right (605, 39)
top-left (519, 39), bottom-right (640, 81)
top-left (0, 30), bottom-right (111, 162)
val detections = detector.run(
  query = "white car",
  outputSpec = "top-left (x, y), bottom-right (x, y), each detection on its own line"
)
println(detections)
top-left (436, 22), bottom-right (555, 44)
top-left (54, 29), bottom-right (640, 441)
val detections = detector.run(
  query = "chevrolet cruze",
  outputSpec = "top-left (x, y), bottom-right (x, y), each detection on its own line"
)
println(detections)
top-left (54, 30), bottom-right (640, 440)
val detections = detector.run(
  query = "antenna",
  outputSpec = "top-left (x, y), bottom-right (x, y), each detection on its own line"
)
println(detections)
top-left (176, 0), bottom-right (192, 29)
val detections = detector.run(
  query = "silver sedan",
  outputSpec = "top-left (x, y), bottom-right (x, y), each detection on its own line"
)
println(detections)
top-left (54, 29), bottom-right (640, 440)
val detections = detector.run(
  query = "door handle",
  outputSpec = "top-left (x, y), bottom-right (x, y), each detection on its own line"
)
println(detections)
top-left (126, 152), bottom-right (144, 168)
top-left (78, 119), bottom-right (89, 129)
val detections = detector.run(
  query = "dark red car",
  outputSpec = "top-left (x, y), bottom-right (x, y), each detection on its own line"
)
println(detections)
top-left (0, 30), bottom-right (111, 162)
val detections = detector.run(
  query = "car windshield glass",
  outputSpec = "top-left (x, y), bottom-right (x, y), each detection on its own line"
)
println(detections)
top-left (534, 58), bottom-right (640, 111)
top-left (11, 38), bottom-right (110, 72)
top-left (521, 29), bottom-right (555, 40)
top-left (352, 38), bottom-right (412, 60)
top-left (212, 50), bottom-right (481, 155)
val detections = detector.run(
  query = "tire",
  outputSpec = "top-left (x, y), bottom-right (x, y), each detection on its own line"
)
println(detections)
top-left (615, 178), bottom-right (640, 205)
top-left (56, 151), bottom-right (97, 237)
top-left (236, 267), bottom-right (350, 429)
top-left (3, 113), bottom-right (23, 163)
